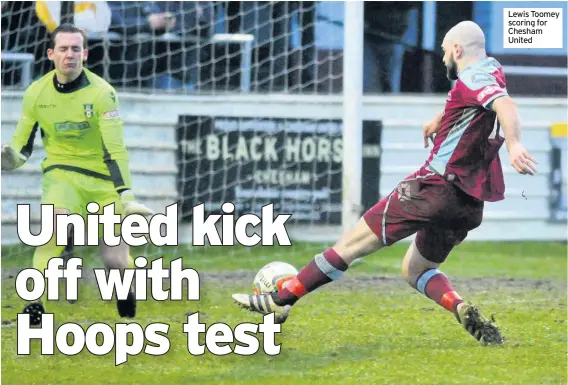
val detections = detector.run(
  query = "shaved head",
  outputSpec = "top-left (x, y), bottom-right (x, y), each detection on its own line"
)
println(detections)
top-left (444, 21), bottom-right (486, 56)
top-left (441, 21), bottom-right (487, 81)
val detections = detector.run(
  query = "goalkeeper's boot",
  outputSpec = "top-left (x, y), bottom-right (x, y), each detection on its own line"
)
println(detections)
top-left (232, 293), bottom-right (291, 324)
top-left (455, 302), bottom-right (503, 346)
top-left (117, 288), bottom-right (136, 318)
top-left (23, 302), bottom-right (46, 326)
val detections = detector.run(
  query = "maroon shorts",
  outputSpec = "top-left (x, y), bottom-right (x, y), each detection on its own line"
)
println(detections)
top-left (363, 168), bottom-right (484, 263)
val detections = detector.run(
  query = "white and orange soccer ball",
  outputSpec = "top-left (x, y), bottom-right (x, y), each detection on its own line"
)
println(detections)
top-left (253, 261), bottom-right (298, 294)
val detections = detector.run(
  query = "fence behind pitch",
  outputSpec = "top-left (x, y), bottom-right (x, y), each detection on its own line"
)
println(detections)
top-left (2, 91), bottom-right (566, 252)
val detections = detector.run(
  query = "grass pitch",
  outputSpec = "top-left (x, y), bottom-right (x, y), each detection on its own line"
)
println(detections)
top-left (1, 241), bottom-right (566, 385)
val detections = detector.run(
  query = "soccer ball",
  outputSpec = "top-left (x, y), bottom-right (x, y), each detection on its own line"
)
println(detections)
top-left (253, 261), bottom-right (298, 294)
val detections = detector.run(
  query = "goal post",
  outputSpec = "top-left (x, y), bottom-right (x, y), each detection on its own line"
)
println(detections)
top-left (341, 1), bottom-right (364, 231)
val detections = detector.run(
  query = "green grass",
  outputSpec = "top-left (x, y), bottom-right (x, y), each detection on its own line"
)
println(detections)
top-left (1, 241), bottom-right (567, 385)
top-left (3, 241), bottom-right (567, 279)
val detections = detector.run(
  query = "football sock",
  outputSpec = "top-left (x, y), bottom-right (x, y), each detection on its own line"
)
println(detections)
top-left (414, 269), bottom-right (464, 313)
top-left (274, 248), bottom-right (348, 306)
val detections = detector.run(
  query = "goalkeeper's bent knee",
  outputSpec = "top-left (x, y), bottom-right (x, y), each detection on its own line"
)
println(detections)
top-left (33, 241), bottom-right (67, 274)
top-left (32, 238), bottom-right (68, 303)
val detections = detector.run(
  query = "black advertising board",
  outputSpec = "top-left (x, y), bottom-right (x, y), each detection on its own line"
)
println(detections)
top-left (176, 116), bottom-right (382, 224)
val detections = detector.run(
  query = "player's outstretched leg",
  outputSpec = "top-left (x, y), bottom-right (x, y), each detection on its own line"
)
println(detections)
top-left (402, 238), bottom-right (503, 345)
top-left (232, 218), bottom-right (383, 323)
top-left (100, 240), bottom-right (136, 318)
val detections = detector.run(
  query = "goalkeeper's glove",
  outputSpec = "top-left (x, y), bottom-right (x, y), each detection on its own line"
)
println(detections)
top-left (120, 190), bottom-right (155, 243)
top-left (1, 144), bottom-right (26, 171)
top-left (120, 190), bottom-right (154, 217)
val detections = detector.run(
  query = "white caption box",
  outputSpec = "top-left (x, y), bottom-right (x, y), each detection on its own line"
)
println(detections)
top-left (503, 8), bottom-right (564, 48)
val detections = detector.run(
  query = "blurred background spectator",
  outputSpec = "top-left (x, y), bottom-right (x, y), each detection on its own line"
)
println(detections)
top-left (1, 1), bottom-right (566, 96)
top-left (363, 1), bottom-right (418, 94)
top-left (108, 1), bottom-right (214, 91)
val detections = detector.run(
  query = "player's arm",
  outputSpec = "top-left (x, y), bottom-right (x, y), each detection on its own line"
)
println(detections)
top-left (491, 96), bottom-right (537, 175)
top-left (97, 87), bottom-right (153, 216)
top-left (461, 72), bottom-right (537, 175)
top-left (97, 87), bottom-right (132, 193)
top-left (1, 88), bottom-right (39, 171)
top-left (423, 109), bottom-right (444, 148)
top-left (491, 96), bottom-right (520, 149)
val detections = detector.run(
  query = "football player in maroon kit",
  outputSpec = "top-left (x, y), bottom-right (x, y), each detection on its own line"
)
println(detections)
top-left (232, 21), bottom-right (537, 345)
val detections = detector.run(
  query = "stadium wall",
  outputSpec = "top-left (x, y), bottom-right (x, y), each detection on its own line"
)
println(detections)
top-left (1, 91), bottom-right (566, 245)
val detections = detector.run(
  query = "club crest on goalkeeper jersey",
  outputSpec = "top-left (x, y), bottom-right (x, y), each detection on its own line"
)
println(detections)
top-left (10, 68), bottom-right (132, 193)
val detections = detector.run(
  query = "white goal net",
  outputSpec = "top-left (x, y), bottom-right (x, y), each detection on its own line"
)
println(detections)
top-left (1, 1), bottom-right (386, 269)
top-left (2, 1), bottom-right (338, 94)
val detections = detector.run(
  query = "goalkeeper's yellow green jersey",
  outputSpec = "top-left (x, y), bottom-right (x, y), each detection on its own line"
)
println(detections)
top-left (10, 68), bottom-right (132, 193)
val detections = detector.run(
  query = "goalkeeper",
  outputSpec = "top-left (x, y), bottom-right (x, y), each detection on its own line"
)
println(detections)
top-left (1, 24), bottom-right (153, 325)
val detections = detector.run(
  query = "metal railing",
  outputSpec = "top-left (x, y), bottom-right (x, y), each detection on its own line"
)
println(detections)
top-left (82, 31), bottom-right (255, 92)
top-left (1, 52), bottom-right (35, 87)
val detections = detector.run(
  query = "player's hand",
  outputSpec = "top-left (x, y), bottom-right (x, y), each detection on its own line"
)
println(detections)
top-left (120, 191), bottom-right (155, 217)
top-left (508, 142), bottom-right (537, 175)
top-left (119, 191), bottom-right (155, 242)
top-left (123, 201), bottom-right (155, 217)
top-left (423, 117), bottom-right (442, 148)
top-left (1, 144), bottom-right (25, 171)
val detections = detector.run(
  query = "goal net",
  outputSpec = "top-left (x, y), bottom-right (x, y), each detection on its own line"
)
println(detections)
top-left (1, 2), bottom-right (384, 273)
top-left (2, 1), bottom-right (338, 94)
